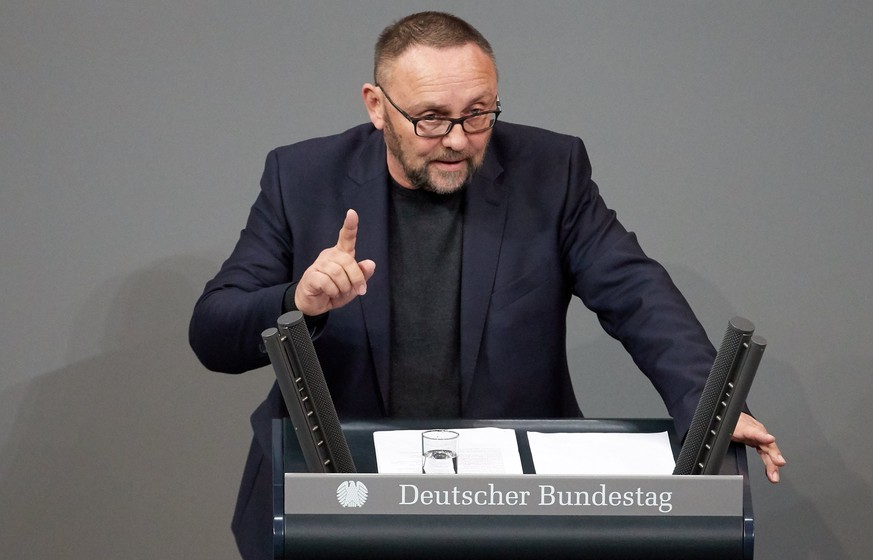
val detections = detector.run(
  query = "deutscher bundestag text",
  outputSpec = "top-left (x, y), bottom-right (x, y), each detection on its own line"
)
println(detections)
top-left (398, 483), bottom-right (673, 513)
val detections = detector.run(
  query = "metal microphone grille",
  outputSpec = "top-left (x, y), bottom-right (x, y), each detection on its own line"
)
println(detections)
top-left (674, 316), bottom-right (754, 475)
top-left (279, 311), bottom-right (356, 473)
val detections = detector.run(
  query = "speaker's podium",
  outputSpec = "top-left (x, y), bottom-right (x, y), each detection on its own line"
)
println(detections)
top-left (272, 418), bottom-right (754, 560)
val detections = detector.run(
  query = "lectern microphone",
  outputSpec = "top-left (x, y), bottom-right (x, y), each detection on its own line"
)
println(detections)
top-left (262, 311), bottom-right (356, 473)
top-left (674, 317), bottom-right (767, 475)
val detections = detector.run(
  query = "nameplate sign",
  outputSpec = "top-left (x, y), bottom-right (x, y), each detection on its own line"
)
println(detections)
top-left (285, 474), bottom-right (742, 517)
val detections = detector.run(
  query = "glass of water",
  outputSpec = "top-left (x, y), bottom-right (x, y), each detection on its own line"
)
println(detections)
top-left (421, 430), bottom-right (459, 474)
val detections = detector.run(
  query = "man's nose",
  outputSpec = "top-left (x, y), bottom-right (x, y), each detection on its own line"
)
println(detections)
top-left (441, 123), bottom-right (470, 152)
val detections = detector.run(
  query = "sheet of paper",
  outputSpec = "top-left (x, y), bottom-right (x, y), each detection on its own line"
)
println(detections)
top-left (373, 427), bottom-right (523, 474)
top-left (527, 431), bottom-right (676, 475)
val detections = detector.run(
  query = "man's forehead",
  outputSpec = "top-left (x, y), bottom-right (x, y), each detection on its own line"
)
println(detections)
top-left (383, 43), bottom-right (496, 85)
top-left (380, 44), bottom-right (497, 104)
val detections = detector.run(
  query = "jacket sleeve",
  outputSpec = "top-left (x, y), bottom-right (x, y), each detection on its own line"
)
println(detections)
top-left (561, 137), bottom-right (716, 437)
top-left (189, 150), bottom-right (294, 374)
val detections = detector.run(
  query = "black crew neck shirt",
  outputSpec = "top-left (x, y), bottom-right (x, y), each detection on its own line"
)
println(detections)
top-left (388, 179), bottom-right (464, 417)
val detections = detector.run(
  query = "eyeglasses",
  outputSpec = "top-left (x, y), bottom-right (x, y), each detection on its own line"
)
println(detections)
top-left (376, 85), bottom-right (501, 138)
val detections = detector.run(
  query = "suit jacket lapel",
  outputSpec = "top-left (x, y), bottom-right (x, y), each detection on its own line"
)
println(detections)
top-left (343, 131), bottom-right (392, 412)
top-left (460, 152), bottom-right (507, 408)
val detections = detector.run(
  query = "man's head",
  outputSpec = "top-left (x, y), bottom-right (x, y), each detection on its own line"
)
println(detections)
top-left (372, 11), bottom-right (496, 86)
top-left (362, 12), bottom-right (499, 194)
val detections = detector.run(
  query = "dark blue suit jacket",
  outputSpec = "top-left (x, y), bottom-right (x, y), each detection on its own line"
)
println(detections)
top-left (189, 122), bottom-right (715, 559)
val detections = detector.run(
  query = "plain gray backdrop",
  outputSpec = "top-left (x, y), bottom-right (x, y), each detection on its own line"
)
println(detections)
top-left (2, 1), bottom-right (871, 558)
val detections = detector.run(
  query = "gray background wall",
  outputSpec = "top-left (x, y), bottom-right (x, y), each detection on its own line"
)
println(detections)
top-left (2, 1), bottom-right (870, 558)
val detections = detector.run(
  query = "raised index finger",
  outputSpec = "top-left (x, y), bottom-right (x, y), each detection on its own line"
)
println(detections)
top-left (336, 209), bottom-right (359, 255)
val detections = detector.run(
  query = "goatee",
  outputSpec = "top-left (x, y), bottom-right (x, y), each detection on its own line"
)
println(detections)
top-left (383, 118), bottom-right (485, 195)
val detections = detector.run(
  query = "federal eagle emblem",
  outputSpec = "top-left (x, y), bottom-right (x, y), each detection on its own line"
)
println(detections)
top-left (336, 480), bottom-right (369, 508)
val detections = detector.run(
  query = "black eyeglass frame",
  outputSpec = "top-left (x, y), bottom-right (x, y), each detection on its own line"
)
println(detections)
top-left (376, 84), bottom-right (501, 138)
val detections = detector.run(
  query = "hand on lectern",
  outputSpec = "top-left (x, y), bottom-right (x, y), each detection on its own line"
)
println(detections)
top-left (732, 412), bottom-right (786, 483)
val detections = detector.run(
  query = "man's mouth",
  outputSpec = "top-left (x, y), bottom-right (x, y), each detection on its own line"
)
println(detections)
top-left (431, 158), bottom-right (466, 170)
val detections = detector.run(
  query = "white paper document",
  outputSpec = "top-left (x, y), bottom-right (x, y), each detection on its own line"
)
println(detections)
top-left (373, 427), bottom-right (523, 474)
top-left (527, 431), bottom-right (676, 475)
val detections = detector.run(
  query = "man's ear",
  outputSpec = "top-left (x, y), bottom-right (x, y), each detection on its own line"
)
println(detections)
top-left (362, 84), bottom-right (385, 130)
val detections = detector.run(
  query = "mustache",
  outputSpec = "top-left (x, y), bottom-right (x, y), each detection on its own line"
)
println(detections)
top-left (429, 151), bottom-right (472, 163)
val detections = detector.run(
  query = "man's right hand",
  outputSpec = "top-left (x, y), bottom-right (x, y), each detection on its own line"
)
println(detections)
top-left (294, 209), bottom-right (376, 316)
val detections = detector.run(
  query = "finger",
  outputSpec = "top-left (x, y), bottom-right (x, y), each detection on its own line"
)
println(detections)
top-left (758, 449), bottom-right (779, 483)
top-left (732, 413), bottom-right (774, 445)
top-left (764, 440), bottom-right (787, 467)
top-left (757, 446), bottom-right (783, 483)
top-left (359, 259), bottom-right (376, 282)
top-left (749, 429), bottom-right (785, 483)
top-left (317, 250), bottom-right (376, 297)
top-left (342, 259), bottom-right (377, 296)
top-left (297, 268), bottom-right (357, 316)
top-left (336, 209), bottom-right (359, 255)
top-left (316, 260), bottom-right (355, 295)
top-left (735, 427), bottom-right (776, 447)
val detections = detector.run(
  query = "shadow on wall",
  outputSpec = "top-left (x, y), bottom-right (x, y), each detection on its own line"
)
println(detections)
top-left (662, 264), bottom-right (873, 559)
top-left (750, 354), bottom-right (873, 560)
top-left (0, 256), bottom-right (273, 560)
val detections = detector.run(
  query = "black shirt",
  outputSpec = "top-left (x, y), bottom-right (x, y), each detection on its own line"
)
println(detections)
top-left (388, 179), bottom-right (464, 417)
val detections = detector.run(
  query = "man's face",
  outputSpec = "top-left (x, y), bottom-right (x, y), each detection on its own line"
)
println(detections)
top-left (368, 44), bottom-right (498, 194)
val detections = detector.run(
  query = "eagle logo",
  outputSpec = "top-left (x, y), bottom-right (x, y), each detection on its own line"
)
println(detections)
top-left (336, 480), bottom-right (369, 508)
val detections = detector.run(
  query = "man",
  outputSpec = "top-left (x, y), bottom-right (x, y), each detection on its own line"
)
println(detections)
top-left (189, 11), bottom-right (784, 560)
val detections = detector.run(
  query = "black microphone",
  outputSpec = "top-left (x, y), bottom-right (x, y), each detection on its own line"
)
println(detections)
top-left (674, 317), bottom-right (766, 475)
top-left (262, 311), bottom-right (356, 473)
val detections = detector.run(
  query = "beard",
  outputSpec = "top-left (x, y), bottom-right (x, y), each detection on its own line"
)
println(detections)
top-left (383, 117), bottom-right (486, 195)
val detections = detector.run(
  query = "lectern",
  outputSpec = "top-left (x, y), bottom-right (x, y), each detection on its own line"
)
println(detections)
top-left (272, 418), bottom-right (754, 559)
